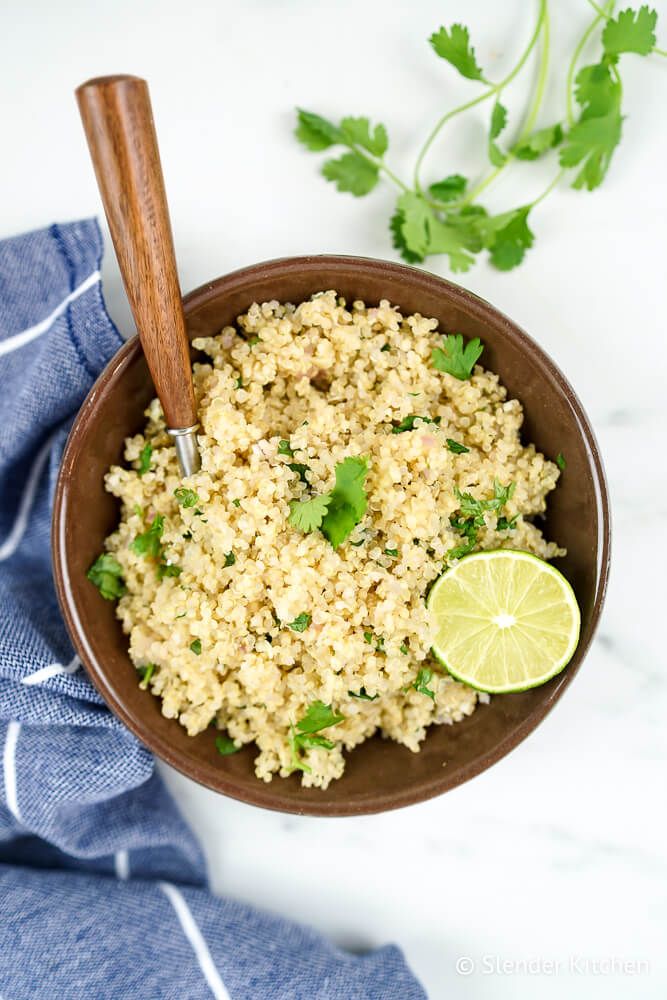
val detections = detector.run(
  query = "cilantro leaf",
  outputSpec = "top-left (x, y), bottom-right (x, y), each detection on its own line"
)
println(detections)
top-left (288, 494), bottom-right (332, 534)
top-left (321, 456), bottom-right (369, 548)
top-left (340, 116), bottom-right (389, 157)
top-left (394, 192), bottom-right (431, 258)
top-left (482, 207), bottom-right (535, 270)
top-left (429, 24), bottom-right (486, 81)
top-left (295, 108), bottom-right (343, 150)
top-left (513, 123), bottom-right (563, 160)
top-left (556, 451), bottom-right (567, 471)
top-left (394, 193), bottom-right (475, 271)
top-left (559, 111), bottom-right (623, 190)
top-left (602, 5), bottom-right (657, 56)
top-left (392, 414), bottom-right (441, 433)
top-left (432, 333), bottom-right (484, 380)
top-left (137, 443), bottom-right (152, 476)
top-left (190, 639), bottom-right (202, 655)
top-left (278, 439), bottom-right (294, 457)
top-left (215, 734), bottom-right (241, 756)
top-left (174, 487), bottom-right (199, 508)
top-left (131, 515), bottom-right (164, 559)
top-left (297, 701), bottom-right (345, 734)
top-left (426, 215), bottom-right (477, 272)
top-left (413, 667), bottom-right (436, 700)
top-left (224, 551), bottom-right (236, 567)
top-left (488, 100), bottom-right (508, 167)
top-left (574, 62), bottom-right (621, 119)
top-left (446, 438), bottom-right (469, 454)
top-left (428, 174), bottom-right (468, 202)
top-left (384, 547), bottom-right (398, 557)
top-left (87, 553), bottom-right (125, 601)
top-left (390, 209), bottom-right (424, 264)
top-left (322, 152), bottom-right (379, 196)
top-left (287, 612), bottom-right (311, 632)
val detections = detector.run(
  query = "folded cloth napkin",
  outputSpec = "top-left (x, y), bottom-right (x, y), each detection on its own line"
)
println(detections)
top-left (0, 220), bottom-right (426, 1000)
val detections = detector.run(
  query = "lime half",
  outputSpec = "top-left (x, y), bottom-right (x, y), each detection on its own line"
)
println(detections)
top-left (427, 550), bottom-right (581, 693)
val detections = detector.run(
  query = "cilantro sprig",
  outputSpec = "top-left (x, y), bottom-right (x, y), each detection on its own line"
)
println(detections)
top-left (294, 3), bottom-right (665, 271)
top-left (288, 456), bottom-right (368, 549)
top-left (288, 701), bottom-right (345, 774)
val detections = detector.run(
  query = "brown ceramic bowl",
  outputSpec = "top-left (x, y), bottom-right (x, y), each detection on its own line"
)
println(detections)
top-left (52, 256), bottom-right (610, 816)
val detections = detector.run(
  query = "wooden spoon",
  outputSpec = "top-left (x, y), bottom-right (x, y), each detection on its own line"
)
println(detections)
top-left (75, 74), bottom-right (200, 476)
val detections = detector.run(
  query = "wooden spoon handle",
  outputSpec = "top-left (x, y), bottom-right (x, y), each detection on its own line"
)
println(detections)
top-left (75, 74), bottom-right (196, 432)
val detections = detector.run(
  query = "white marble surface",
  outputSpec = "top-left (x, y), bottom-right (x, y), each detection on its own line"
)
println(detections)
top-left (3, 0), bottom-right (666, 996)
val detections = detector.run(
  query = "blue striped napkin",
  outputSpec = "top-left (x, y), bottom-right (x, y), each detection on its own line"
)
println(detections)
top-left (0, 219), bottom-right (426, 1000)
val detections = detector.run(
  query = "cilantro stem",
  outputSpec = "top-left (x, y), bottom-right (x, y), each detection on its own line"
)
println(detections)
top-left (528, 167), bottom-right (565, 208)
top-left (345, 141), bottom-right (410, 194)
top-left (566, 1), bottom-right (614, 126)
top-left (414, 0), bottom-right (546, 194)
top-left (654, 47), bottom-right (667, 57)
top-left (457, 0), bottom-right (551, 209)
top-left (584, 0), bottom-right (609, 16)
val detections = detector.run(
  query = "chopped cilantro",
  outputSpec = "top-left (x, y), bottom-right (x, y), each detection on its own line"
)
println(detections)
top-left (384, 547), bottom-right (398, 557)
top-left (446, 438), bottom-right (469, 454)
top-left (432, 334), bottom-right (484, 380)
top-left (174, 487), bottom-right (200, 508)
top-left (392, 414), bottom-right (441, 433)
top-left (363, 631), bottom-right (385, 652)
top-left (215, 734), bottom-right (241, 756)
top-left (400, 643), bottom-right (409, 655)
top-left (288, 456), bottom-right (368, 549)
top-left (131, 514), bottom-right (164, 559)
top-left (348, 688), bottom-right (379, 701)
top-left (288, 700), bottom-right (345, 773)
top-left (190, 639), bottom-right (202, 655)
top-left (496, 514), bottom-right (519, 532)
top-left (556, 451), bottom-right (566, 471)
top-left (278, 439), bottom-right (294, 457)
top-left (448, 480), bottom-right (515, 559)
top-left (224, 551), bottom-right (236, 567)
top-left (158, 562), bottom-right (182, 579)
top-left (288, 462), bottom-right (310, 483)
top-left (232, 498), bottom-right (241, 508)
top-left (138, 663), bottom-right (155, 690)
top-left (137, 443), bottom-right (153, 476)
top-left (86, 553), bottom-right (125, 601)
top-left (287, 612), bottom-right (311, 632)
top-left (413, 667), bottom-right (436, 700)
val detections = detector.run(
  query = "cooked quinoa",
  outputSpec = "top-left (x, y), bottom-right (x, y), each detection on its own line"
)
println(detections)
top-left (102, 291), bottom-right (563, 788)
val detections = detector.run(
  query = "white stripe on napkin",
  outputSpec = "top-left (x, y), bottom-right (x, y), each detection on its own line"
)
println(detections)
top-left (22, 655), bottom-right (81, 687)
top-left (0, 430), bottom-right (59, 562)
top-left (114, 849), bottom-right (130, 880)
top-left (159, 882), bottom-right (232, 1000)
top-left (3, 722), bottom-right (22, 821)
top-left (0, 269), bottom-right (100, 357)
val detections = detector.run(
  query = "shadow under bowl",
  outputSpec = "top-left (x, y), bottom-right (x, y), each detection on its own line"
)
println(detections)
top-left (52, 256), bottom-right (611, 816)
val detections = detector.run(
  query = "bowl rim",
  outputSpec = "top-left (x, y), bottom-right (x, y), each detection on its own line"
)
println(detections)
top-left (52, 254), bottom-right (611, 816)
